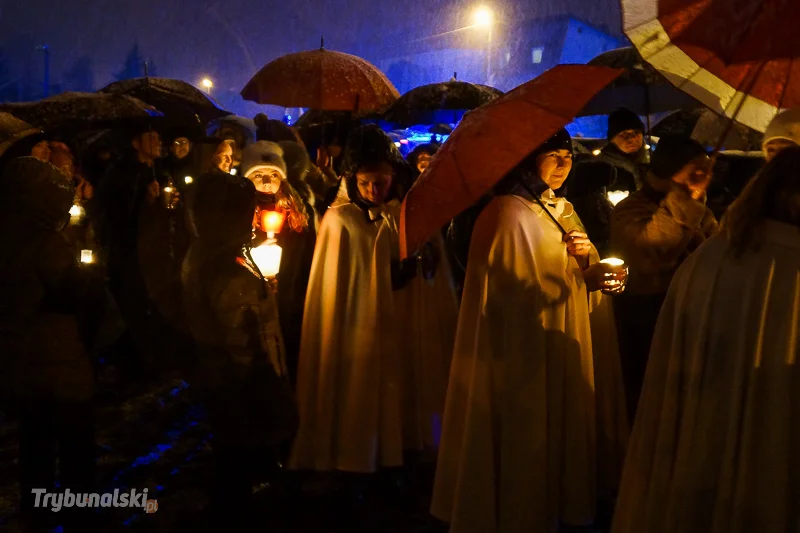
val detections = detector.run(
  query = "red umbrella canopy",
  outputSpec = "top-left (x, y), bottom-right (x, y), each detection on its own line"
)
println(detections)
top-left (241, 47), bottom-right (400, 112)
top-left (399, 64), bottom-right (622, 259)
top-left (623, 0), bottom-right (800, 132)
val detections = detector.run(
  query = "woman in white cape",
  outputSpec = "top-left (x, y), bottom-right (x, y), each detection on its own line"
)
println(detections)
top-left (612, 147), bottom-right (800, 533)
top-left (431, 130), bottom-right (628, 533)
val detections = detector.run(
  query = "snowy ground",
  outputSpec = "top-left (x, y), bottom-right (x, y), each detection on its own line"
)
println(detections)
top-left (0, 364), bottom-right (445, 533)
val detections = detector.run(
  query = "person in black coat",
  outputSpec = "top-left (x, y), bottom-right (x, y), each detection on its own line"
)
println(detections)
top-left (598, 108), bottom-right (649, 193)
top-left (0, 157), bottom-right (104, 533)
top-left (183, 172), bottom-right (296, 531)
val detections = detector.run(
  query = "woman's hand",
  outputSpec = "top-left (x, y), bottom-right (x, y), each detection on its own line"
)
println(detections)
top-left (583, 262), bottom-right (628, 294)
top-left (563, 230), bottom-right (592, 258)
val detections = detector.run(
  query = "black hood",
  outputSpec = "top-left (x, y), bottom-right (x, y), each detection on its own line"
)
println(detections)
top-left (188, 173), bottom-right (256, 248)
top-left (0, 157), bottom-right (74, 232)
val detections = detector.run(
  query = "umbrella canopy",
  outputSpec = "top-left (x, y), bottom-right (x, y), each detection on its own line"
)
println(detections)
top-left (0, 112), bottom-right (41, 157)
top-left (399, 64), bottom-right (623, 258)
top-left (623, 0), bottom-right (800, 132)
top-left (0, 92), bottom-right (162, 130)
top-left (653, 108), bottom-right (762, 151)
top-left (100, 77), bottom-right (230, 123)
top-left (383, 81), bottom-right (504, 127)
top-left (241, 46), bottom-right (400, 112)
top-left (580, 46), bottom-right (702, 116)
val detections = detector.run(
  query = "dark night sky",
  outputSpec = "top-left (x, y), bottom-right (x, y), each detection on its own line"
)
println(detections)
top-left (0, 0), bottom-right (621, 112)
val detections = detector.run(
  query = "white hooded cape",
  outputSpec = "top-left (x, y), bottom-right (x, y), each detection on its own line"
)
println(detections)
top-left (431, 193), bottom-right (627, 533)
top-left (289, 203), bottom-right (403, 473)
top-left (612, 220), bottom-right (800, 533)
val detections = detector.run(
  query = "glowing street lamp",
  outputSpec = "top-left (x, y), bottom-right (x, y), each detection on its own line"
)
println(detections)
top-left (472, 6), bottom-right (494, 27)
top-left (201, 78), bottom-right (213, 95)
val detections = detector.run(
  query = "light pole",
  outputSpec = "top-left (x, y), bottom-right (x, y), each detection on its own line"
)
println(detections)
top-left (201, 77), bottom-right (213, 95)
top-left (472, 7), bottom-right (494, 84)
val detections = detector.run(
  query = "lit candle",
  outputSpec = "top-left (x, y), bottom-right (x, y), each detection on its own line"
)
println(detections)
top-left (600, 257), bottom-right (625, 267)
top-left (184, 176), bottom-right (194, 185)
top-left (80, 249), bottom-right (94, 264)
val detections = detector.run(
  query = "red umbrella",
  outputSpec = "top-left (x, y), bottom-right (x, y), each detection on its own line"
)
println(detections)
top-left (623, 0), bottom-right (800, 133)
top-left (241, 43), bottom-right (400, 112)
top-left (399, 65), bottom-right (622, 259)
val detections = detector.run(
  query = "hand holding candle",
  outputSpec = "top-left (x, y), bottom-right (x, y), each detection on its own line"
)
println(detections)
top-left (583, 257), bottom-right (628, 294)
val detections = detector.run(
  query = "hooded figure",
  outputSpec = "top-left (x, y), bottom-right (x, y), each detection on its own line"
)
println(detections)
top-left (241, 140), bottom-right (316, 385)
top-left (0, 157), bottom-right (102, 527)
top-left (290, 125), bottom-right (412, 475)
top-left (432, 130), bottom-right (629, 533)
top-left (182, 172), bottom-right (296, 528)
top-left (762, 107), bottom-right (800, 162)
top-left (610, 135), bottom-right (719, 421)
top-left (598, 108), bottom-right (649, 193)
top-left (612, 146), bottom-right (800, 533)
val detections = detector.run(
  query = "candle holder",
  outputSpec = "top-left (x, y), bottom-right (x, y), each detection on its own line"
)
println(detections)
top-left (599, 257), bottom-right (628, 295)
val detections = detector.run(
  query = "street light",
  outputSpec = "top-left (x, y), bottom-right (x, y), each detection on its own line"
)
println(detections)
top-left (472, 7), bottom-right (494, 84)
top-left (201, 78), bottom-right (213, 95)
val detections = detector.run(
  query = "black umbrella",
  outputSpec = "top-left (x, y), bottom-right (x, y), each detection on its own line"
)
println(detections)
top-left (0, 112), bottom-right (41, 157)
top-left (653, 108), bottom-right (762, 151)
top-left (0, 92), bottom-right (162, 130)
top-left (383, 81), bottom-right (503, 127)
top-left (100, 77), bottom-right (231, 123)
top-left (579, 47), bottom-right (704, 117)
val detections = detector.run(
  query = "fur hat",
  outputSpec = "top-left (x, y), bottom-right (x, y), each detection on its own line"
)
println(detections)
top-left (240, 141), bottom-right (287, 181)
top-left (650, 136), bottom-right (708, 181)
top-left (762, 108), bottom-right (800, 150)
top-left (608, 108), bottom-right (645, 141)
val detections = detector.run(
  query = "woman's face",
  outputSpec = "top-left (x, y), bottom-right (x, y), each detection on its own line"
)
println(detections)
top-left (248, 169), bottom-right (283, 194)
top-left (213, 143), bottom-right (233, 173)
top-left (536, 149), bottom-right (573, 190)
top-left (356, 162), bottom-right (394, 205)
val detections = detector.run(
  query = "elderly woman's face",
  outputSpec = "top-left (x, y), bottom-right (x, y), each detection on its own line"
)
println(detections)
top-left (764, 139), bottom-right (797, 162)
top-left (356, 162), bottom-right (394, 205)
top-left (213, 143), bottom-right (233, 173)
top-left (536, 149), bottom-right (573, 190)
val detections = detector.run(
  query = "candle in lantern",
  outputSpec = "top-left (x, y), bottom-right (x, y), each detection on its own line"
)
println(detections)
top-left (250, 241), bottom-right (283, 278)
top-left (184, 176), bottom-right (194, 185)
top-left (69, 203), bottom-right (85, 225)
top-left (80, 249), bottom-right (94, 264)
top-left (600, 257), bottom-right (625, 267)
top-left (599, 257), bottom-right (627, 294)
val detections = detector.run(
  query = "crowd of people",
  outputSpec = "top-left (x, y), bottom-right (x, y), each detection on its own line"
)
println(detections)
top-left (0, 100), bottom-right (798, 533)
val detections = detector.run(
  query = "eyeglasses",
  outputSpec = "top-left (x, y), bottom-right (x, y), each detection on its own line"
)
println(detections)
top-left (618, 131), bottom-right (643, 141)
top-left (173, 139), bottom-right (189, 147)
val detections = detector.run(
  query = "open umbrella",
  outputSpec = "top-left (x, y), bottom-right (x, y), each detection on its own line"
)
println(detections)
top-left (241, 42), bottom-right (400, 112)
top-left (399, 64), bottom-right (623, 258)
top-left (0, 112), bottom-right (41, 157)
top-left (623, 0), bottom-right (800, 133)
top-left (383, 81), bottom-right (504, 127)
top-left (0, 92), bottom-right (162, 130)
top-left (653, 108), bottom-right (762, 151)
top-left (100, 77), bottom-right (230, 123)
top-left (580, 47), bottom-right (701, 116)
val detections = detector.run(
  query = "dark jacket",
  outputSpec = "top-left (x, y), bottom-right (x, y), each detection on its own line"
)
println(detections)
top-left (610, 173), bottom-right (719, 295)
top-left (598, 143), bottom-right (648, 193)
top-left (183, 173), bottom-right (297, 446)
top-left (0, 158), bottom-right (103, 403)
top-left (567, 160), bottom-right (617, 256)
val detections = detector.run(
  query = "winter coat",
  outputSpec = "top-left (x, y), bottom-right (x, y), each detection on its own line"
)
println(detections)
top-left (598, 143), bottom-right (648, 193)
top-left (0, 158), bottom-right (103, 403)
top-left (183, 173), bottom-right (296, 447)
top-left (610, 174), bottom-right (718, 296)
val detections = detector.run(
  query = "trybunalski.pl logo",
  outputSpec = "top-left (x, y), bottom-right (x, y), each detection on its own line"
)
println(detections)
top-left (32, 489), bottom-right (158, 514)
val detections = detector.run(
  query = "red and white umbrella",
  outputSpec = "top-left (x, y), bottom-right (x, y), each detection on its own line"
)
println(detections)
top-left (623, 0), bottom-right (800, 132)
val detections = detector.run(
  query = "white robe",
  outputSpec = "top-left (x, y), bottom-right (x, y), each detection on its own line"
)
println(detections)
top-left (612, 220), bottom-right (800, 533)
top-left (431, 192), bottom-right (626, 533)
top-left (385, 201), bottom-right (459, 451)
top-left (290, 203), bottom-right (403, 473)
